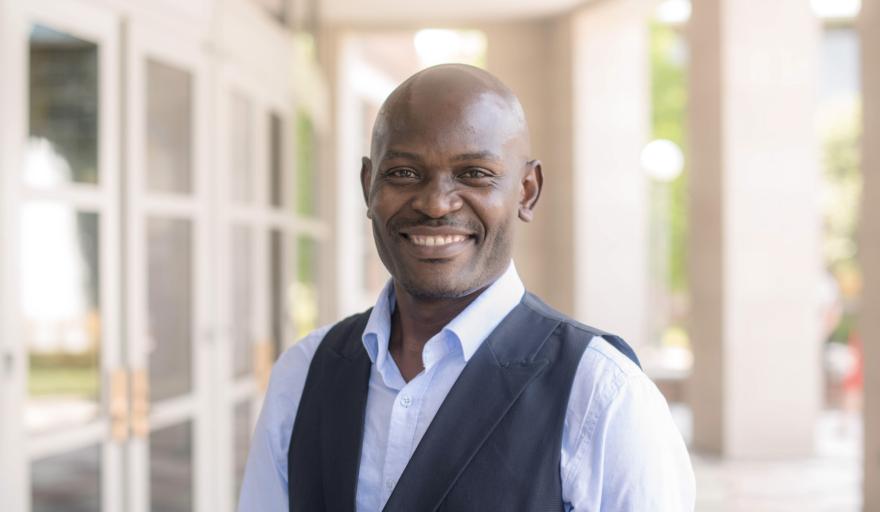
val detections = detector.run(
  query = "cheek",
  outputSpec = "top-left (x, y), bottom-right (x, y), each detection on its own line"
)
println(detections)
top-left (467, 196), bottom-right (517, 241)
top-left (369, 189), bottom-right (405, 222)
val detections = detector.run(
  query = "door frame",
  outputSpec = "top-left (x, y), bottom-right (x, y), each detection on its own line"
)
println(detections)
top-left (2, 0), bottom-right (123, 510)
top-left (124, 18), bottom-right (214, 512)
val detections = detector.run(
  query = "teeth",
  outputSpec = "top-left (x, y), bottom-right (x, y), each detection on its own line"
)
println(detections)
top-left (409, 235), bottom-right (467, 247)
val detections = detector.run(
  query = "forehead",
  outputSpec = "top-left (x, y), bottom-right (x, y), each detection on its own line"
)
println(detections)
top-left (373, 91), bottom-right (526, 161)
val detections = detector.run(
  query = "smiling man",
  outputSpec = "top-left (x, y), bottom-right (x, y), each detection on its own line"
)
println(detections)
top-left (239, 64), bottom-right (695, 511)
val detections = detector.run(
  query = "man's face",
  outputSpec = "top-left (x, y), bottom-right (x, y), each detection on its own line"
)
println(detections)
top-left (361, 88), bottom-right (541, 300)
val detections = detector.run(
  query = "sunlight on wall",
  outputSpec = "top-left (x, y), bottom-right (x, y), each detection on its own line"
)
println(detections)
top-left (413, 29), bottom-right (487, 68)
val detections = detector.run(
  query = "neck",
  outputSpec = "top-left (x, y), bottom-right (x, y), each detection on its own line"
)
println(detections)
top-left (387, 281), bottom-right (490, 381)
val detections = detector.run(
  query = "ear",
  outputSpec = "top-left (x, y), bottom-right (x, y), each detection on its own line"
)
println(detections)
top-left (518, 159), bottom-right (543, 222)
top-left (361, 157), bottom-right (373, 218)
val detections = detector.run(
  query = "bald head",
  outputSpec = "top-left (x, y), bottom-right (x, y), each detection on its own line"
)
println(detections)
top-left (370, 64), bottom-right (531, 163)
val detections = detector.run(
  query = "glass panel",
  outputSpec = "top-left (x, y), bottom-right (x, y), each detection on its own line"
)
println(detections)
top-left (269, 230), bottom-right (285, 358)
top-left (147, 217), bottom-right (193, 402)
top-left (230, 93), bottom-right (254, 203)
top-left (293, 236), bottom-right (320, 339)
top-left (32, 444), bottom-right (101, 512)
top-left (231, 226), bottom-right (253, 377)
top-left (22, 206), bottom-right (100, 432)
top-left (26, 25), bottom-right (99, 187)
top-left (269, 112), bottom-right (284, 208)
top-left (150, 422), bottom-right (193, 512)
top-left (146, 59), bottom-right (193, 194)
top-left (233, 401), bottom-right (252, 503)
top-left (295, 111), bottom-right (317, 216)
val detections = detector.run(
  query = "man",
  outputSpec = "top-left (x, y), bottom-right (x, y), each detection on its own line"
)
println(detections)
top-left (239, 64), bottom-right (694, 511)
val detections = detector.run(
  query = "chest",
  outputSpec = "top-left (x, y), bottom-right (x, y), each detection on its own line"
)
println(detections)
top-left (356, 358), bottom-right (569, 512)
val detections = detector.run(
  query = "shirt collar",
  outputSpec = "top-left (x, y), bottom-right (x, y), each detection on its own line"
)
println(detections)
top-left (361, 261), bottom-right (526, 366)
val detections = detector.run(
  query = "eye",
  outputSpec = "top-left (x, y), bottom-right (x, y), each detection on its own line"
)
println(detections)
top-left (385, 168), bottom-right (419, 180)
top-left (458, 168), bottom-right (493, 180)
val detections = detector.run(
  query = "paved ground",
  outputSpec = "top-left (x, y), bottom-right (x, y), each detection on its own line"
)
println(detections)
top-left (674, 407), bottom-right (863, 511)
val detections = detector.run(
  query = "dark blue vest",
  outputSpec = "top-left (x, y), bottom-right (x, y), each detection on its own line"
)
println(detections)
top-left (288, 292), bottom-right (640, 511)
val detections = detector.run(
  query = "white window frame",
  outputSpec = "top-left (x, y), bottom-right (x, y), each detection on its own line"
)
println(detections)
top-left (2, 0), bottom-right (123, 511)
top-left (124, 19), bottom-right (214, 512)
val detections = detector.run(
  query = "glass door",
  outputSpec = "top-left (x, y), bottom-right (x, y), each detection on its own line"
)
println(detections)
top-left (216, 71), bottom-right (267, 512)
top-left (12, 1), bottom-right (123, 511)
top-left (125, 21), bottom-right (212, 512)
top-left (215, 66), bottom-right (299, 511)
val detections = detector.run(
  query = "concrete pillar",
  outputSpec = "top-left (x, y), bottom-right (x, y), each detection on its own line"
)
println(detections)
top-left (687, 0), bottom-right (823, 456)
top-left (483, 19), bottom-right (576, 316)
top-left (571, 0), bottom-right (650, 349)
top-left (859, 0), bottom-right (880, 507)
top-left (483, 4), bottom-right (650, 352)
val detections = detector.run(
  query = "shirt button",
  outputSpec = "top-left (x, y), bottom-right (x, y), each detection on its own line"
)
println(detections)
top-left (399, 394), bottom-right (412, 408)
top-left (386, 478), bottom-right (395, 491)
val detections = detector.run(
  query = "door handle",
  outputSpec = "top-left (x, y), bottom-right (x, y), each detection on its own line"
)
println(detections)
top-left (110, 368), bottom-right (130, 441)
top-left (254, 340), bottom-right (274, 392)
top-left (131, 368), bottom-right (150, 438)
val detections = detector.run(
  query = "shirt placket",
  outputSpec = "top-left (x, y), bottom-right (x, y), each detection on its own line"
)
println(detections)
top-left (377, 334), bottom-right (453, 507)
top-left (378, 373), bottom-right (427, 505)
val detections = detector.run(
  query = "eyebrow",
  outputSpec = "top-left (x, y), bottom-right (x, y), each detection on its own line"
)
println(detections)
top-left (380, 149), bottom-right (503, 163)
top-left (382, 150), bottom-right (422, 162)
top-left (452, 151), bottom-right (503, 162)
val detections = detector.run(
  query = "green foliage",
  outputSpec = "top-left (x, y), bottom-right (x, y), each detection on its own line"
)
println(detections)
top-left (820, 98), bottom-right (862, 271)
top-left (29, 353), bottom-right (100, 398)
top-left (297, 111), bottom-right (317, 216)
top-left (649, 22), bottom-right (688, 293)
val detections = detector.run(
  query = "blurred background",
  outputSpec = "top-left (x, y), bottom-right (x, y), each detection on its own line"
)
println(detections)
top-left (0, 0), bottom-right (877, 510)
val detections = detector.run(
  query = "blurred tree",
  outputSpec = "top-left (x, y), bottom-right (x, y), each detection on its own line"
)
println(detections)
top-left (820, 98), bottom-right (862, 344)
top-left (649, 22), bottom-right (688, 295)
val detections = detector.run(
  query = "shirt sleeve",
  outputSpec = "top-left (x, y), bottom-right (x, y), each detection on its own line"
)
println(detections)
top-left (562, 339), bottom-right (695, 511)
top-left (237, 326), bottom-right (330, 512)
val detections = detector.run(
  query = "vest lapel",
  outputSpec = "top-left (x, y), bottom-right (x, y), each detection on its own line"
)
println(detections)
top-left (382, 296), bottom-right (561, 512)
top-left (321, 327), bottom-right (372, 512)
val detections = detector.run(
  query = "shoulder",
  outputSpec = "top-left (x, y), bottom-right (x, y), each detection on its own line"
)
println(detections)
top-left (561, 336), bottom-right (694, 509)
top-left (521, 292), bottom-right (641, 369)
top-left (273, 324), bottom-right (332, 379)
top-left (261, 324), bottom-right (335, 426)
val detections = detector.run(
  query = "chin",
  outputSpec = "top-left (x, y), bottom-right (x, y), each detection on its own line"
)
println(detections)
top-left (396, 268), bottom-right (478, 300)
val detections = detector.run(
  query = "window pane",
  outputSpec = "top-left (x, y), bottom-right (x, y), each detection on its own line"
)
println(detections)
top-left (293, 236), bottom-right (320, 339)
top-left (231, 226), bottom-right (253, 377)
top-left (233, 401), bottom-right (252, 503)
top-left (269, 230), bottom-right (285, 358)
top-left (32, 444), bottom-right (101, 512)
top-left (22, 206), bottom-right (101, 432)
top-left (147, 217), bottom-right (193, 402)
top-left (269, 112), bottom-right (284, 208)
top-left (150, 421), bottom-right (193, 512)
top-left (26, 25), bottom-right (99, 187)
top-left (146, 59), bottom-right (193, 194)
top-left (295, 111), bottom-right (317, 216)
top-left (230, 93), bottom-right (254, 203)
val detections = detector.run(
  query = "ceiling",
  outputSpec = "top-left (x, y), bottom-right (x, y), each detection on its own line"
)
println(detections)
top-left (319, 0), bottom-right (588, 24)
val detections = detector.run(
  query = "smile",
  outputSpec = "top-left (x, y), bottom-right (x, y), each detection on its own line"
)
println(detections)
top-left (408, 234), bottom-right (468, 247)
top-left (398, 228), bottom-right (477, 260)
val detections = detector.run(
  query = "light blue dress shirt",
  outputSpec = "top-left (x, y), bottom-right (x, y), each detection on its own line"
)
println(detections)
top-left (239, 262), bottom-right (695, 511)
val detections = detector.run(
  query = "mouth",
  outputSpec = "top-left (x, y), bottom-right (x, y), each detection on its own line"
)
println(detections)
top-left (407, 234), bottom-right (469, 247)
top-left (398, 228), bottom-right (477, 260)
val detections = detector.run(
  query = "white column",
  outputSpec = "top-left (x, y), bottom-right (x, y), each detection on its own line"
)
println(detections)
top-left (859, 0), bottom-right (880, 508)
top-left (0, 1), bottom-right (27, 510)
top-left (688, 0), bottom-right (823, 456)
top-left (571, 0), bottom-right (650, 349)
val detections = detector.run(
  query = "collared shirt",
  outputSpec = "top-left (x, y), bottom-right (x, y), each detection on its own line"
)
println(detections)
top-left (239, 262), bottom-right (695, 511)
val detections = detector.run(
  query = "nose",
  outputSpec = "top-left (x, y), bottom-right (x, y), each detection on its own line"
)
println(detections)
top-left (410, 175), bottom-right (463, 218)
